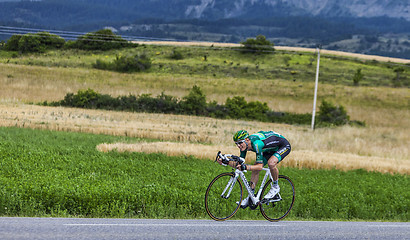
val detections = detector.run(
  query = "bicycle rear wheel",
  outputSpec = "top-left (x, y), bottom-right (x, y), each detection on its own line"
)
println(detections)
top-left (205, 172), bottom-right (243, 221)
top-left (260, 175), bottom-right (295, 222)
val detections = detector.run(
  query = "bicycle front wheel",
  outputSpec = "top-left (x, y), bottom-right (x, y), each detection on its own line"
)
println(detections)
top-left (260, 175), bottom-right (295, 222)
top-left (205, 172), bottom-right (243, 221)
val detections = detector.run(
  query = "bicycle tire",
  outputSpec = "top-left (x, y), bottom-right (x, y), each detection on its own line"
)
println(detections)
top-left (259, 175), bottom-right (295, 222)
top-left (205, 172), bottom-right (243, 221)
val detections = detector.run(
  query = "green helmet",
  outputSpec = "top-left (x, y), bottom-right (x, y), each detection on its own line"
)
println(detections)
top-left (233, 130), bottom-right (249, 142)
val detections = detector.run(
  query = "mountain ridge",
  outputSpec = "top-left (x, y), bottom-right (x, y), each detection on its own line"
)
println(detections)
top-left (0, 0), bottom-right (409, 59)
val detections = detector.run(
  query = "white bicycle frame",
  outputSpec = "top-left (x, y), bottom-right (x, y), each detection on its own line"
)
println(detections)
top-left (219, 153), bottom-right (281, 205)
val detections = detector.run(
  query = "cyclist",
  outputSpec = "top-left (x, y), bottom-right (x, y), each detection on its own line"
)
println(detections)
top-left (217, 130), bottom-right (291, 209)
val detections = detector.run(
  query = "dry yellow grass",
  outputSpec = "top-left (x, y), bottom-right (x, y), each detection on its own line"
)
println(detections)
top-left (1, 102), bottom-right (408, 174)
top-left (96, 142), bottom-right (409, 175)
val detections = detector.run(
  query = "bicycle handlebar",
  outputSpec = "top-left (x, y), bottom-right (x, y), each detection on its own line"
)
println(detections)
top-left (215, 151), bottom-right (245, 166)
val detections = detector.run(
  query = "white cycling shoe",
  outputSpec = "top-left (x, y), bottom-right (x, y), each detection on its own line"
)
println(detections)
top-left (263, 186), bottom-right (280, 200)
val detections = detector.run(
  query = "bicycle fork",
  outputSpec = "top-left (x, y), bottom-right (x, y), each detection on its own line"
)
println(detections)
top-left (220, 173), bottom-right (239, 199)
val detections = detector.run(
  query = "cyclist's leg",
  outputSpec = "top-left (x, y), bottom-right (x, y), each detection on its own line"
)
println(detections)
top-left (267, 156), bottom-right (279, 182)
top-left (268, 141), bottom-right (291, 181)
top-left (250, 165), bottom-right (262, 189)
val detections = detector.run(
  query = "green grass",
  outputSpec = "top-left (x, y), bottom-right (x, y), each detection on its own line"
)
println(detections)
top-left (0, 127), bottom-right (408, 221)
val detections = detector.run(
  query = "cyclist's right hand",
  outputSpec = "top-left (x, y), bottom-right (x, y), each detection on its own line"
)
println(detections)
top-left (216, 156), bottom-right (223, 165)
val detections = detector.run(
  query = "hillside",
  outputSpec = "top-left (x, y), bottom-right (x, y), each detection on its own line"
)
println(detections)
top-left (0, 0), bottom-right (409, 58)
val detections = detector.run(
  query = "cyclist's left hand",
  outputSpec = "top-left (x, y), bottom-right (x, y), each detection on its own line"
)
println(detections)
top-left (236, 163), bottom-right (247, 171)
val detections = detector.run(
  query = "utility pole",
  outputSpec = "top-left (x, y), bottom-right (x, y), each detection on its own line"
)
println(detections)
top-left (311, 46), bottom-right (321, 130)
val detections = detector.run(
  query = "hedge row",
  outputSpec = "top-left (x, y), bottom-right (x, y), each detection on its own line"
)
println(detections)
top-left (44, 86), bottom-right (363, 127)
top-left (2, 29), bottom-right (136, 53)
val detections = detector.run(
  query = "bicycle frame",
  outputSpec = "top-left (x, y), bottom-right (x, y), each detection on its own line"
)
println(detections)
top-left (222, 167), bottom-right (274, 206)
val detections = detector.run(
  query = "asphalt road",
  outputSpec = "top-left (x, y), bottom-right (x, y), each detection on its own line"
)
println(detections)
top-left (0, 217), bottom-right (409, 240)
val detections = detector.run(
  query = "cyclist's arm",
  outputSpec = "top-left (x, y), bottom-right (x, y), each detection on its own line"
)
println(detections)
top-left (242, 140), bottom-right (264, 171)
top-left (216, 156), bottom-right (240, 168)
top-left (246, 163), bottom-right (263, 171)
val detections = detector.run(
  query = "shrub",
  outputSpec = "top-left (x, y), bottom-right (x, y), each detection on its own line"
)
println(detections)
top-left (18, 34), bottom-right (44, 53)
top-left (353, 68), bottom-right (363, 86)
top-left (317, 100), bottom-right (350, 126)
top-left (4, 35), bottom-right (22, 51)
top-left (393, 67), bottom-right (405, 87)
top-left (49, 88), bottom-right (357, 127)
top-left (93, 53), bottom-right (152, 73)
top-left (206, 101), bottom-right (228, 118)
top-left (61, 88), bottom-right (102, 108)
top-left (113, 53), bottom-right (152, 72)
top-left (240, 35), bottom-right (274, 53)
top-left (180, 85), bottom-right (207, 115)
top-left (35, 31), bottom-right (65, 49)
top-left (154, 93), bottom-right (180, 113)
top-left (169, 50), bottom-right (184, 60)
top-left (224, 96), bottom-right (269, 121)
top-left (69, 29), bottom-right (131, 51)
top-left (4, 32), bottom-right (65, 53)
top-left (267, 111), bottom-right (311, 125)
top-left (225, 96), bottom-right (248, 119)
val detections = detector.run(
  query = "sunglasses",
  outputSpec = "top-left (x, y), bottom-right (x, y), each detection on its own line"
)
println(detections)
top-left (235, 140), bottom-right (245, 146)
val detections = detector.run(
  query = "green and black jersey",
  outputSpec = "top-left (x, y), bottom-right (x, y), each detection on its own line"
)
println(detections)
top-left (239, 131), bottom-right (291, 165)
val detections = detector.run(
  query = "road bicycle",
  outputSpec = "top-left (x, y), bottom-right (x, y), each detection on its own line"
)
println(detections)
top-left (205, 151), bottom-right (295, 222)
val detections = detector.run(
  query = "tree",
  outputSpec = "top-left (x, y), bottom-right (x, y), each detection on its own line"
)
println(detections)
top-left (353, 68), bottom-right (363, 86)
top-left (181, 85), bottom-right (207, 115)
top-left (5, 32), bottom-right (65, 53)
top-left (71, 29), bottom-right (130, 51)
top-left (36, 32), bottom-right (65, 49)
top-left (318, 100), bottom-right (349, 126)
top-left (240, 35), bottom-right (274, 53)
top-left (393, 67), bottom-right (405, 87)
top-left (4, 35), bottom-right (22, 51)
top-left (18, 34), bottom-right (43, 53)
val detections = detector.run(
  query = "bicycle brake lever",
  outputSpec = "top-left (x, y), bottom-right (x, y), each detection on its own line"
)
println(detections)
top-left (215, 151), bottom-right (221, 162)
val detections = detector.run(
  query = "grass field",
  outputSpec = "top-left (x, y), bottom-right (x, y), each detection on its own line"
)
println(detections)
top-left (0, 43), bottom-right (409, 220)
top-left (0, 127), bottom-right (408, 221)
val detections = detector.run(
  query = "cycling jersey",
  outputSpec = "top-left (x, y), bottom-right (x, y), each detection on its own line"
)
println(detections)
top-left (239, 131), bottom-right (291, 165)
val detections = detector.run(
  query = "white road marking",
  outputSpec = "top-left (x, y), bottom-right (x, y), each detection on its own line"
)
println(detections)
top-left (367, 225), bottom-right (410, 228)
top-left (64, 223), bottom-right (285, 227)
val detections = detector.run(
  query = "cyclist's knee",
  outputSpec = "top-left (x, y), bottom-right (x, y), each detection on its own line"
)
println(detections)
top-left (267, 157), bottom-right (278, 168)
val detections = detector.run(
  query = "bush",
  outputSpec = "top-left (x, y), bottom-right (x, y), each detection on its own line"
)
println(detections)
top-left (18, 34), bottom-right (44, 53)
top-left (61, 88), bottom-right (103, 108)
top-left (240, 35), bottom-right (274, 53)
top-left (4, 32), bottom-right (65, 53)
top-left (93, 53), bottom-right (152, 73)
top-left (69, 29), bottom-right (131, 51)
top-left (4, 35), bottom-right (21, 51)
top-left (224, 96), bottom-right (269, 121)
top-left (353, 68), bottom-right (363, 86)
top-left (180, 85), bottom-right (207, 115)
top-left (206, 101), bottom-right (228, 118)
top-left (267, 111), bottom-right (311, 125)
top-left (317, 100), bottom-right (350, 126)
top-left (225, 96), bottom-right (248, 119)
top-left (169, 50), bottom-right (184, 60)
top-left (49, 88), bottom-right (358, 127)
top-left (113, 53), bottom-right (151, 72)
top-left (36, 32), bottom-right (65, 49)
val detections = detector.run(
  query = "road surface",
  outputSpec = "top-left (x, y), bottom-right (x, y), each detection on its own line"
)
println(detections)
top-left (0, 217), bottom-right (409, 240)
